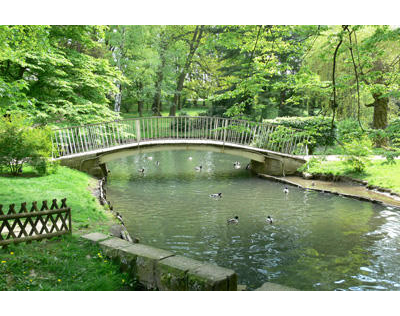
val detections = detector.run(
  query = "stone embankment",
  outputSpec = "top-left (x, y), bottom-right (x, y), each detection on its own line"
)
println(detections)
top-left (82, 232), bottom-right (237, 291)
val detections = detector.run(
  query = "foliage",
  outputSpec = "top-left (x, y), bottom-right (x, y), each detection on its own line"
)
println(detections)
top-left (264, 116), bottom-right (334, 153)
top-left (297, 157), bottom-right (324, 173)
top-left (336, 119), bottom-right (364, 144)
top-left (341, 137), bottom-right (373, 173)
top-left (386, 118), bottom-right (400, 148)
top-left (0, 115), bottom-right (54, 175)
top-left (0, 26), bottom-right (123, 124)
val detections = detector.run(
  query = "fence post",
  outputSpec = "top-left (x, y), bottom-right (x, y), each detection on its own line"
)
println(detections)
top-left (223, 119), bottom-right (228, 146)
top-left (135, 120), bottom-right (141, 144)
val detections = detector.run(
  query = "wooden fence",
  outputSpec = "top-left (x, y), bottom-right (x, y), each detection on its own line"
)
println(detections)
top-left (0, 198), bottom-right (71, 247)
top-left (52, 116), bottom-right (310, 158)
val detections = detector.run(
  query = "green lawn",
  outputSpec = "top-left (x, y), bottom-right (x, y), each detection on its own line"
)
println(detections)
top-left (306, 159), bottom-right (400, 194)
top-left (0, 166), bottom-right (138, 291)
top-left (121, 107), bottom-right (208, 119)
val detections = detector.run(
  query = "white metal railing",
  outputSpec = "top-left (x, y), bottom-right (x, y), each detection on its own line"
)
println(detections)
top-left (51, 116), bottom-right (310, 158)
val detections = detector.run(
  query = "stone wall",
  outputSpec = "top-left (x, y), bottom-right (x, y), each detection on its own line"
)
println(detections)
top-left (82, 232), bottom-right (237, 291)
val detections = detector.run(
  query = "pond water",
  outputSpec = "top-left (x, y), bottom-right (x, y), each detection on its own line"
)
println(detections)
top-left (106, 150), bottom-right (400, 290)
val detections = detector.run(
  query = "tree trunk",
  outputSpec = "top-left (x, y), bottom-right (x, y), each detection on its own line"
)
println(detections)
top-left (367, 93), bottom-right (389, 147)
top-left (372, 93), bottom-right (389, 129)
top-left (152, 40), bottom-right (167, 116)
top-left (114, 83), bottom-right (122, 112)
top-left (170, 26), bottom-right (204, 116)
top-left (138, 100), bottom-right (143, 117)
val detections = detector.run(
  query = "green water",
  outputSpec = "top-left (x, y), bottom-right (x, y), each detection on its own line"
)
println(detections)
top-left (106, 150), bottom-right (400, 290)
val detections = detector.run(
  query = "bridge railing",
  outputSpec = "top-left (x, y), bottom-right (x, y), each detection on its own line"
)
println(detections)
top-left (52, 116), bottom-right (310, 158)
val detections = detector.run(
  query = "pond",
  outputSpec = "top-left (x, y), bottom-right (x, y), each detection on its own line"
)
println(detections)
top-left (106, 150), bottom-right (400, 290)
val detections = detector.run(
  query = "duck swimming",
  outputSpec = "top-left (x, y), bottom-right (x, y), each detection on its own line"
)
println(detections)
top-left (227, 216), bottom-right (239, 224)
top-left (246, 163), bottom-right (250, 170)
top-left (156, 161), bottom-right (160, 166)
top-left (138, 168), bottom-right (145, 174)
top-left (147, 156), bottom-right (153, 160)
top-left (233, 161), bottom-right (241, 169)
top-left (266, 216), bottom-right (273, 224)
top-left (195, 165), bottom-right (202, 171)
top-left (284, 186), bottom-right (289, 194)
top-left (209, 193), bottom-right (222, 198)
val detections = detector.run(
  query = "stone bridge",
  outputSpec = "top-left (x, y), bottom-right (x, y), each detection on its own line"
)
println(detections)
top-left (52, 116), bottom-right (309, 178)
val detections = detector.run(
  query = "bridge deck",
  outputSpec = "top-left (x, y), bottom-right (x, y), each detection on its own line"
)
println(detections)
top-left (52, 116), bottom-right (309, 160)
top-left (54, 139), bottom-right (307, 162)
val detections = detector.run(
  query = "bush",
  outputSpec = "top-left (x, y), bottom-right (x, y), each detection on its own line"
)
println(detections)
top-left (336, 119), bottom-right (364, 144)
top-left (263, 116), bottom-right (334, 153)
top-left (0, 115), bottom-right (54, 176)
top-left (341, 136), bottom-right (372, 173)
top-left (386, 118), bottom-right (400, 148)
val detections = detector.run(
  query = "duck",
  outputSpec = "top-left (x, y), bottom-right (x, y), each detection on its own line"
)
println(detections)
top-left (233, 161), bottom-right (241, 169)
top-left (147, 156), bottom-right (153, 161)
top-left (311, 181), bottom-right (315, 187)
top-left (155, 161), bottom-right (160, 166)
top-left (266, 216), bottom-right (273, 224)
top-left (245, 163), bottom-right (250, 170)
top-left (209, 193), bottom-right (222, 198)
top-left (227, 216), bottom-right (239, 224)
top-left (284, 186), bottom-right (289, 194)
top-left (195, 165), bottom-right (203, 171)
top-left (138, 168), bottom-right (145, 174)
top-left (188, 157), bottom-right (193, 161)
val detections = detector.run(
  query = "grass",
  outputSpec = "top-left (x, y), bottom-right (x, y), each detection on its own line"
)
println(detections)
top-left (121, 107), bottom-right (208, 119)
top-left (0, 166), bottom-right (110, 231)
top-left (0, 166), bottom-right (138, 291)
top-left (305, 159), bottom-right (400, 194)
top-left (0, 235), bottom-right (136, 291)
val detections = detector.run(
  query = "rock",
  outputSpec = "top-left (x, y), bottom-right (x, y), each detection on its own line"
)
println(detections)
top-left (302, 172), bottom-right (313, 180)
top-left (110, 224), bottom-right (123, 238)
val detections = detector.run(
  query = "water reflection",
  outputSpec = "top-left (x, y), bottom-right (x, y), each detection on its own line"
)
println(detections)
top-left (106, 150), bottom-right (400, 290)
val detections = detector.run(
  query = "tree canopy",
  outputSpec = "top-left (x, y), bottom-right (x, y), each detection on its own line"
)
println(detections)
top-left (1, 25), bottom-right (399, 132)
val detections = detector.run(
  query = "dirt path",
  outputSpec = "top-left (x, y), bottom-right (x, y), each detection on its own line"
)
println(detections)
top-left (258, 173), bottom-right (400, 208)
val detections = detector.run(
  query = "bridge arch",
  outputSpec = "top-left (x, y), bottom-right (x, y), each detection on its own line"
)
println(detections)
top-left (53, 117), bottom-right (307, 177)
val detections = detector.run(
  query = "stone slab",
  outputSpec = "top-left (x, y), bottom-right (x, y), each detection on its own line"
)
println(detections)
top-left (187, 263), bottom-right (237, 291)
top-left (81, 232), bottom-right (110, 244)
top-left (255, 282), bottom-right (297, 291)
top-left (122, 244), bottom-right (174, 289)
top-left (99, 237), bottom-right (132, 259)
top-left (155, 255), bottom-right (204, 291)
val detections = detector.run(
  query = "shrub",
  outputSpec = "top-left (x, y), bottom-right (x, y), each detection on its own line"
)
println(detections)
top-left (386, 118), bottom-right (400, 148)
top-left (341, 136), bottom-right (372, 173)
top-left (0, 115), bottom-right (54, 176)
top-left (263, 116), bottom-right (334, 153)
top-left (336, 119), bottom-right (364, 144)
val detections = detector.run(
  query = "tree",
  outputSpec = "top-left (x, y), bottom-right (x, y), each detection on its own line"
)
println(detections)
top-left (170, 25), bottom-right (205, 116)
top-left (0, 25), bottom-right (124, 124)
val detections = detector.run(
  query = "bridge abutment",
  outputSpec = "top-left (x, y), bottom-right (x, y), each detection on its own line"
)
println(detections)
top-left (59, 155), bottom-right (105, 178)
top-left (250, 156), bottom-right (304, 176)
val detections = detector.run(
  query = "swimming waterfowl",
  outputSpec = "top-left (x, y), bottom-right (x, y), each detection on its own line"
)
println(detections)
top-left (246, 163), bottom-right (250, 170)
top-left (209, 193), bottom-right (222, 198)
top-left (138, 168), bottom-right (145, 174)
top-left (233, 161), bottom-right (241, 169)
top-left (284, 186), bottom-right (289, 194)
top-left (266, 216), bottom-right (273, 224)
top-left (195, 165), bottom-right (202, 171)
top-left (156, 161), bottom-right (160, 166)
top-left (227, 216), bottom-right (239, 224)
top-left (148, 156), bottom-right (153, 160)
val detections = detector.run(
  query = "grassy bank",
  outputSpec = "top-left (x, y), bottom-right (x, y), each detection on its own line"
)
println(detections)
top-left (305, 159), bottom-right (400, 194)
top-left (0, 166), bottom-right (137, 291)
